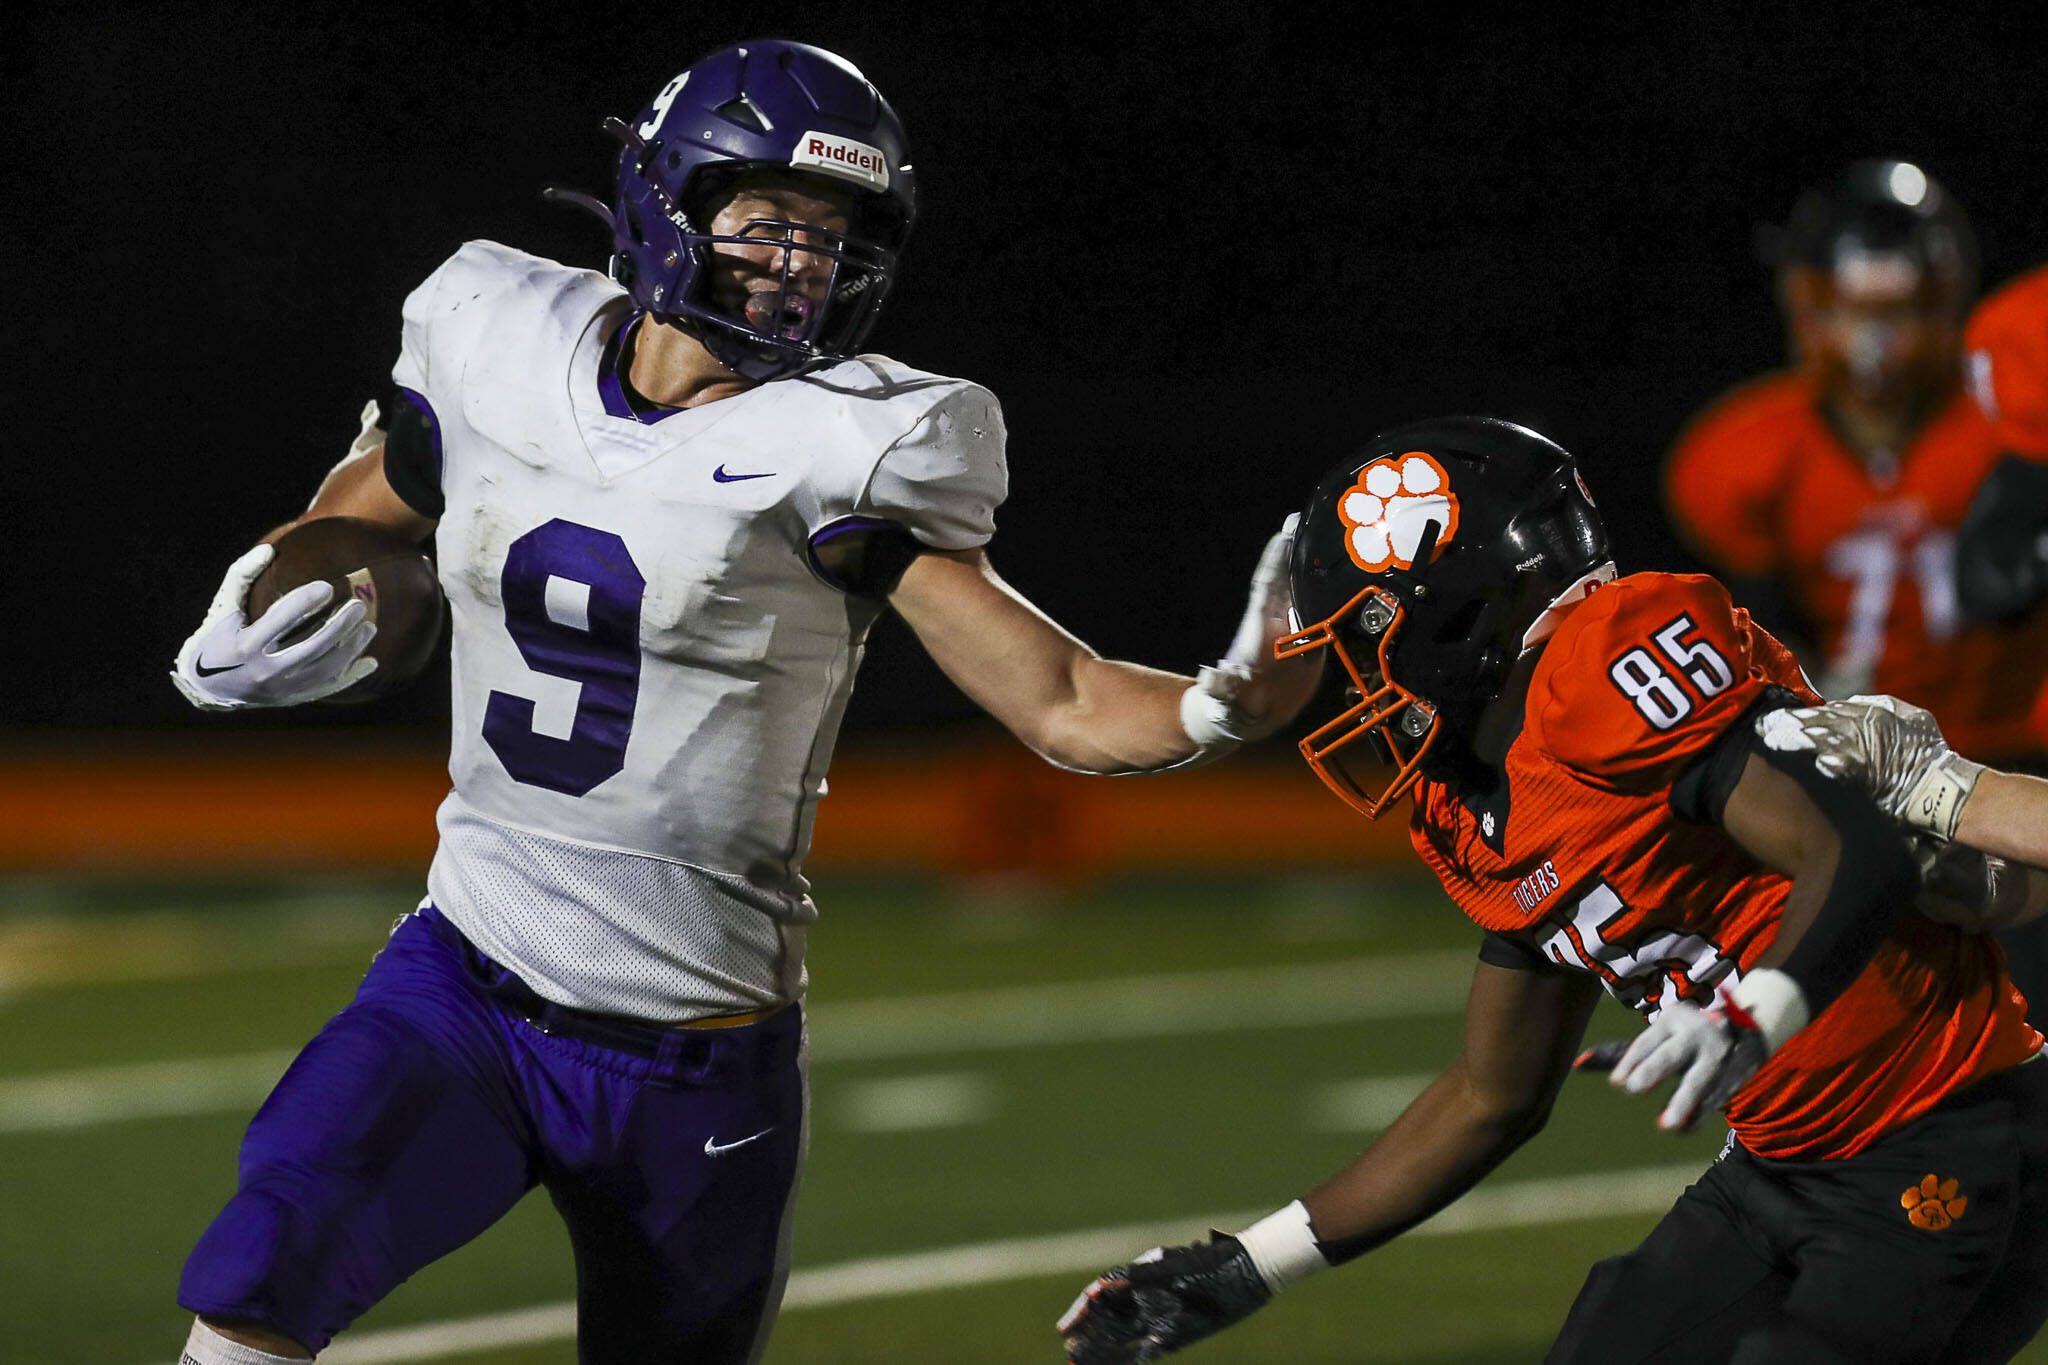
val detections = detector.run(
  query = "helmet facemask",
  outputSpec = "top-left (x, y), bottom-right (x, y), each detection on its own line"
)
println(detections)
top-left (1277, 582), bottom-right (1442, 819)
top-left (1281, 429), bottom-right (1617, 822)
top-left (612, 126), bottom-right (902, 381)
top-left (692, 214), bottom-right (895, 378)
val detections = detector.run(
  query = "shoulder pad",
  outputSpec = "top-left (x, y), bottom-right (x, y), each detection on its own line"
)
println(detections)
top-left (1666, 372), bottom-right (1814, 479)
top-left (1663, 375), bottom-right (1813, 574)
top-left (863, 380), bottom-right (1009, 550)
top-left (396, 242), bottom-right (618, 393)
top-left (1967, 265), bottom-right (2048, 456)
top-left (796, 353), bottom-right (979, 402)
top-left (1528, 573), bottom-right (1790, 791)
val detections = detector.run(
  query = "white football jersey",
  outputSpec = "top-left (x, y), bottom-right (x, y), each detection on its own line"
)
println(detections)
top-left (393, 241), bottom-right (1007, 1018)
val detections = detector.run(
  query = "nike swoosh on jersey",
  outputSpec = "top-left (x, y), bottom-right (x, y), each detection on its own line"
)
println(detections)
top-left (704, 1127), bottom-right (776, 1157)
top-left (712, 465), bottom-right (776, 483)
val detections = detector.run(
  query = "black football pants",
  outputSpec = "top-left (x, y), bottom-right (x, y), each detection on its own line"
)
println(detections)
top-left (1997, 918), bottom-right (2048, 1035)
top-left (1547, 1056), bottom-right (2048, 1364)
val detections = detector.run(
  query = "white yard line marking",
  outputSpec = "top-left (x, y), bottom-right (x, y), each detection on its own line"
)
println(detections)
top-left (812, 950), bottom-right (1475, 1062)
top-left (834, 1072), bottom-right (995, 1132)
top-left (0, 1050), bottom-right (298, 1134)
top-left (0, 949), bottom-right (1475, 1130)
top-left (1308, 1072), bottom-right (1437, 1131)
top-left (313, 1162), bottom-right (1708, 1363)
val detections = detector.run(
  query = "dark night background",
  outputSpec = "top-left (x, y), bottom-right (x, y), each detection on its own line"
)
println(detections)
top-left (9, 1), bottom-right (2044, 746)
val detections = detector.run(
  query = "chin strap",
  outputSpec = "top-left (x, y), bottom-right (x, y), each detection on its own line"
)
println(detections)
top-left (541, 185), bottom-right (616, 230)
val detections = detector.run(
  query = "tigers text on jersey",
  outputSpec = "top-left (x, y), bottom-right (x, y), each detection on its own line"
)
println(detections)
top-left (1410, 572), bottom-right (2039, 1161)
top-left (1664, 373), bottom-right (2048, 760)
top-left (392, 241), bottom-right (1008, 1018)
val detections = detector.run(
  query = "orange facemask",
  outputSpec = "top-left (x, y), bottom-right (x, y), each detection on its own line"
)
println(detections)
top-left (1274, 584), bottom-right (1439, 820)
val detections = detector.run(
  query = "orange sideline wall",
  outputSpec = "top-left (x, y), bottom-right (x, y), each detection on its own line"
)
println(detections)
top-left (0, 741), bottom-right (1410, 876)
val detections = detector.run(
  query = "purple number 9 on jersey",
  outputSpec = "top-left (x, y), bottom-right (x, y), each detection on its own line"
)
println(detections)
top-left (483, 519), bottom-right (646, 796)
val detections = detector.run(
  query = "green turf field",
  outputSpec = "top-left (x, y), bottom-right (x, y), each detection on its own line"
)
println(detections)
top-left (3, 870), bottom-right (2042, 1363)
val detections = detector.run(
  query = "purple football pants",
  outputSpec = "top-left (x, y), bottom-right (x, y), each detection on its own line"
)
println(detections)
top-left (179, 906), bottom-right (808, 1361)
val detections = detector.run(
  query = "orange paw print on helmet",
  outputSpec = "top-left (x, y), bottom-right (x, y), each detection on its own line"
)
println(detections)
top-left (1900, 1174), bottom-right (1967, 1230)
top-left (1337, 453), bottom-right (1461, 573)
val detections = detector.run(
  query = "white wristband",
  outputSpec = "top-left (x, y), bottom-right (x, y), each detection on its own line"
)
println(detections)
top-left (1180, 668), bottom-right (1252, 751)
top-left (1235, 1199), bottom-right (1326, 1293)
top-left (1728, 967), bottom-right (1810, 1056)
top-left (1901, 752), bottom-right (1985, 842)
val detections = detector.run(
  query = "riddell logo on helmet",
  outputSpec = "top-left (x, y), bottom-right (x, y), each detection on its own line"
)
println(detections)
top-left (792, 131), bottom-right (890, 192)
top-left (1338, 453), bottom-right (1461, 573)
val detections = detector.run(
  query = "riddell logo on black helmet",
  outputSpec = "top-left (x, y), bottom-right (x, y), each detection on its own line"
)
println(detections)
top-left (1338, 453), bottom-right (1461, 573)
top-left (793, 131), bottom-right (890, 191)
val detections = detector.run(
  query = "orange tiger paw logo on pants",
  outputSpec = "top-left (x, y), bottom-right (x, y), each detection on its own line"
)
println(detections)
top-left (1901, 1174), bottom-right (1968, 1230)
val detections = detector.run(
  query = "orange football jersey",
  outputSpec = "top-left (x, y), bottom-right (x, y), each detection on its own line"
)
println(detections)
top-left (1664, 374), bottom-right (2048, 759)
top-left (1968, 265), bottom-right (2048, 457)
top-left (1410, 572), bottom-right (2039, 1161)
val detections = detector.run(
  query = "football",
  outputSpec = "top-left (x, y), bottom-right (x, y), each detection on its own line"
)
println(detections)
top-left (245, 516), bottom-right (445, 704)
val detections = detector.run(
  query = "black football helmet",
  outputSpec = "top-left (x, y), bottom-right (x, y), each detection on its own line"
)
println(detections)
top-left (1771, 158), bottom-right (1976, 299)
top-left (1277, 417), bottom-right (1613, 818)
top-left (1768, 160), bottom-right (1976, 411)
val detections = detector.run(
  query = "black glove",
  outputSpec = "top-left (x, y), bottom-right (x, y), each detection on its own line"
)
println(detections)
top-left (1955, 454), bottom-right (2048, 624)
top-left (1058, 1233), bottom-right (1273, 1363)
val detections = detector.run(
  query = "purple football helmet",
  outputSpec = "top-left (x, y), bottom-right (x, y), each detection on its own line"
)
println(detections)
top-left (610, 40), bottom-right (916, 380)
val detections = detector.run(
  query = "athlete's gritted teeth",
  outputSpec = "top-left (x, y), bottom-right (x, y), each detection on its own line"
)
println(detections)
top-left (744, 291), bottom-right (815, 340)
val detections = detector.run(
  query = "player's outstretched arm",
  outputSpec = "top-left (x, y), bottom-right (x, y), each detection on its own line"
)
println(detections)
top-left (1057, 963), bottom-right (1600, 1361)
top-left (1953, 772), bottom-right (2048, 872)
top-left (890, 520), bottom-right (1321, 774)
top-left (1758, 694), bottom-right (2048, 870)
top-left (171, 402), bottom-right (438, 711)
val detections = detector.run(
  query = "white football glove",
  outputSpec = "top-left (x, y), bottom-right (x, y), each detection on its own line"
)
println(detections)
top-left (1592, 969), bottom-right (1808, 1133)
top-left (1181, 513), bottom-right (1322, 752)
top-left (1756, 695), bottom-right (1984, 840)
top-left (170, 543), bottom-right (378, 711)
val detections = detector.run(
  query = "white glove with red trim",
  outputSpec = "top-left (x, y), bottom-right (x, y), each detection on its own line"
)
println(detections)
top-left (1588, 970), bottom-right (1808, 1133)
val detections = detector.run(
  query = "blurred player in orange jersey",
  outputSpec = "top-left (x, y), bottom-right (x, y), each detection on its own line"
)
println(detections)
top-left (1665, 161), bottom-right (2048, 1022)
top-left (1756, 267), bottom-right (2048, 897)
top-left (1061, 418), bottom-right (2048, 1365)
top-left (1960, 263), bottom-right (2048, 743)
top-left (1666, 161), bottom-right (2048, 742)
top-left (1967, 263), bottom-right (2048, 457)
